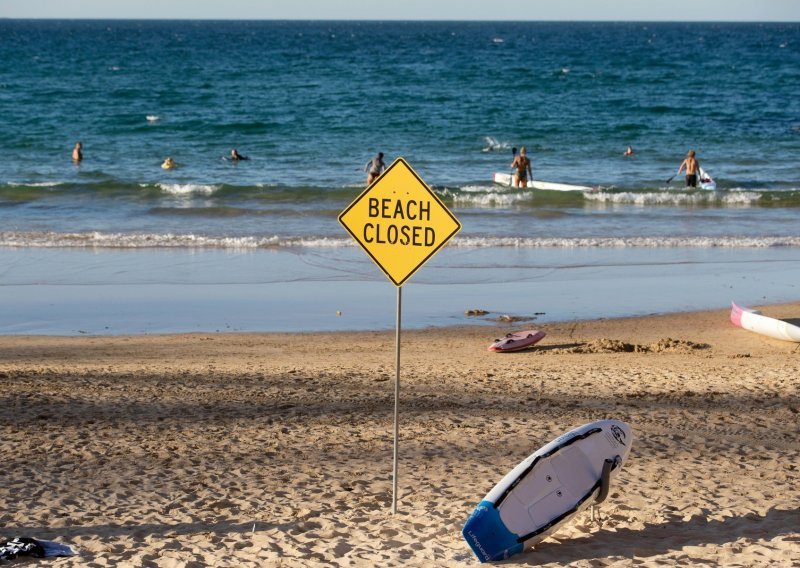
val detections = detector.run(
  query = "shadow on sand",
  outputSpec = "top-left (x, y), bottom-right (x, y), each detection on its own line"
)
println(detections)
top-left (506, 506), bottom-right (799, 565)
top-left (6, 507), bottom-right (798, 564)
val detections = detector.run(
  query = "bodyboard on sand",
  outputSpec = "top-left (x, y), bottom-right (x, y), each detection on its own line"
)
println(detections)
top-left (488, 330), bottom-right (546, 352)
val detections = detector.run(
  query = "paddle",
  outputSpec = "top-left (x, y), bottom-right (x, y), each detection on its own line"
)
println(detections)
top-left (509, 147), bottom-right (518, 187)
top-left (666, 174), bottom-right (676, 185)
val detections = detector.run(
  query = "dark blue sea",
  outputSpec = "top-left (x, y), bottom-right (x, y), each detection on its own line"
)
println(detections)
top-left (1, 20), bottom-right (799, 333)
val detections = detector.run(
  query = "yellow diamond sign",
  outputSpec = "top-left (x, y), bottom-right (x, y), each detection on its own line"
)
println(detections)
top-left (339, 157), bottom-right (461, 287)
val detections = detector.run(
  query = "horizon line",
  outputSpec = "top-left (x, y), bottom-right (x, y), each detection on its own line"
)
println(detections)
top-left (1, 17), bottom-right (799, 23)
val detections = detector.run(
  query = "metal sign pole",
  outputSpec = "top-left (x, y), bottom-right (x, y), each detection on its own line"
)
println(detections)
top-left (391, 285), bottom-right (402, 515)
top-left (337, 158), bottom-right (460, 516)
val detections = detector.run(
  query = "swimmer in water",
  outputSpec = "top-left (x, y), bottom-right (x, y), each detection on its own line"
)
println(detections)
top-left (364, 152), bottom-right (386, 185)
top-left (72, 142), bottom-right (83, 163)
top-left (161, 157), bottom-right (176, 169)
top-left (229, 149), bottom-right (249, 161)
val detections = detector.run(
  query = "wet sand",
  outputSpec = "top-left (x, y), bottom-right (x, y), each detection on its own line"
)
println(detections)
top-left (1, 304), bottom-right (798, 566)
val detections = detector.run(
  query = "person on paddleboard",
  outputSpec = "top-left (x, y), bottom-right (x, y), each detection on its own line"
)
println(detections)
top-left (510, 146), bottom-right (532, 188)
top-left (677, 150), bottom-right (700, 188)
top-left (364, 152), bottom-right (386, 185)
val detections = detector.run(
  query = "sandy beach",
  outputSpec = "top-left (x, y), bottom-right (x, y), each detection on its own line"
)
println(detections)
top-left (1, 304), bottom-right (799, 567)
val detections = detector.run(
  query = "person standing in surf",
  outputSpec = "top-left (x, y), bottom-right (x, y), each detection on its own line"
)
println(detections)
top-left (510, 146), bottom-right (532, 188)
top-left (677, 150), bottom-right (700, 188)
top-left (364, 152), bottom-right (386, 185)
top-left (72, 142), bottom-right (83, 163)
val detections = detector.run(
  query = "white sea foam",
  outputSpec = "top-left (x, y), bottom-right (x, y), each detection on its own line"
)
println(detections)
top-left (584, 191), bottom-right (763, 206)
top-left (0, 231), bottom-right (281, 249)
top-left (454, 185), bottom-right (494, 193)
top-left (2, 232), bottom-right (800, 250)
top-left (452, 236), bottom-right (800, 248)
top-left (146, 115), bottom-right (160, 122)
top-left (451, 189), bottom-right (533, 207)
top-left (157, 183), bottom-right (219, 195)
top-left (6, 181), bottom-right (62, 188)
top-left (481, 136), bottom-right (510, 152)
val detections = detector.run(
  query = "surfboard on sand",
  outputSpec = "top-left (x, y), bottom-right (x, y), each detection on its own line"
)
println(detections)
top-left (462, 419), bottom-right (633, 563)
top-left (493, 172), bottom-right (594, 192)
top-left (488, 330), bottom-right (546, 352)
top-left (730, 301), bottom-right (800, 342)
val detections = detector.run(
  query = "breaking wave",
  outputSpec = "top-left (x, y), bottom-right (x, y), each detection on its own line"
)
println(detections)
top-left (2, 231), bottom-right (799, 250)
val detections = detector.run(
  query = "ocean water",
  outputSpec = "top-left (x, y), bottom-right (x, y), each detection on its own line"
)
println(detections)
top-left (1, 20), bottom-right (799, 334)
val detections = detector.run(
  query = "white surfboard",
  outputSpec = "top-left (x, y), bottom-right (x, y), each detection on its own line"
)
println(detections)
top-left (730, 301), bottom-right (800, 342)
top-left (463, 419), bottom-right (632, 563)
top-left (493, 172), bottom-right (594, 192)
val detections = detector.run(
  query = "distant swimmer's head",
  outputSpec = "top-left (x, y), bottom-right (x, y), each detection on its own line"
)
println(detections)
top-left (161, 157), bottom-right (176, 169)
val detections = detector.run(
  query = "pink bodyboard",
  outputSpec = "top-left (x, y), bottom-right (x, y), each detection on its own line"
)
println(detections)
top-left (730, 302), bottom-right (744, 327)
top-left (488, 330), bottom-right (546, 352)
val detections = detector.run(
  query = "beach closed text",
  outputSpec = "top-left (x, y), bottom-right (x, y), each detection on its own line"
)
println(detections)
top-left (363, 197), bottom-right (435, 246)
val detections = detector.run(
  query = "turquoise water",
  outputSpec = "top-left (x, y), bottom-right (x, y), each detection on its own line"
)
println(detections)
top-left (1, 20), bottom-right (799, 333)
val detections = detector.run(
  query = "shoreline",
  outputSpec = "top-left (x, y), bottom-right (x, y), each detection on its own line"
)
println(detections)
top-left (2, 303), bottom-right (798, 566)
top-left (3, 245), bottom-right (800, 336)
top-left (2, 299), bottom-right (799, 340)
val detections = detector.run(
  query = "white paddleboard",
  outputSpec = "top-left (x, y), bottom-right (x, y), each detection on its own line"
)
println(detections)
top-left (493, 172), bottom-right (593, 192)
top-left (463, 419), bottom-right (632, 563)
top-left (698, 167), bottom-right (717, 190)
top-left (730, 301), bottom-right (800, 342)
